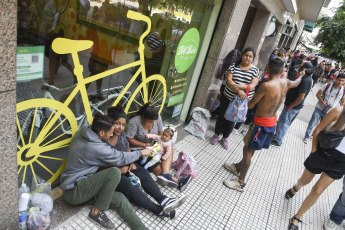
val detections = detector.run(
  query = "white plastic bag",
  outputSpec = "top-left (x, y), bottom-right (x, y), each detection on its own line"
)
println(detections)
top-left (30, 193), bottom-right (54, 214)
top-left (184, 107), bottom-right (211, 140)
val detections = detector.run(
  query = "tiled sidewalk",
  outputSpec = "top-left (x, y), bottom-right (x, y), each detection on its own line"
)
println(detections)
top-left (53, 117), bottom-right (344, 230)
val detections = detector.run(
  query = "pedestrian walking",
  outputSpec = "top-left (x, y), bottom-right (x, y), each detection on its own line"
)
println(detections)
top-left (285, 106), bottom-right (345, 230)
top-left (303, 74), bottom-right (345, 143)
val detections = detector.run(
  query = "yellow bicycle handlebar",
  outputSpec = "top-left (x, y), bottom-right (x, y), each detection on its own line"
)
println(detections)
top-left (127, 10), bottom-right (151, 51)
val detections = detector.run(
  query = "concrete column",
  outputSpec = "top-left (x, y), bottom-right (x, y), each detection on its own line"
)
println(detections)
top-left (188, 0), bottom-right (251, 116)
top-left (243, 9), bottom-right (272, 66)
top-left (257, 23), bottom-right (283, 70)
top-left (0, 0), bottom-right (19, 228)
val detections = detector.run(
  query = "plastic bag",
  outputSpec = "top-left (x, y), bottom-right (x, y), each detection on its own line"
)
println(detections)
top-left (30, 193), bottom-right (54, 214)
top-left (184, 107), bottom-right (211, 140)
top-left (27, 207), bottom-right (50, 230)
top-left (31, 175), bottom-right (51, 194)
top-left (224, 95), bottom-right (248, 122)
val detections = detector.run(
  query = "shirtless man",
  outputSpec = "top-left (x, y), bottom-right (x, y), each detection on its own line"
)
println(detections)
top-left (223, 57), bottom-right (305, 192)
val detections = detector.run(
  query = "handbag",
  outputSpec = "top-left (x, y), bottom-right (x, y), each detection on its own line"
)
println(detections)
top-left (224, 85), bottom-right (250, 122)
top-left (172, 151), bottom-right (197, 179)
top-left (318, 130), bottom-right (345, 149)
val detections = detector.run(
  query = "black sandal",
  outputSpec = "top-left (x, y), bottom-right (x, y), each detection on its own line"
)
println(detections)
top-left (288, 216), bottom-right (302, 230)
top-left (285, 186), bottom-right (298, 199)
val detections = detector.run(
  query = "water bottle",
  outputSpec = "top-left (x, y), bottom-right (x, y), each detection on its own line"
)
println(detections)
top-left (18, 183), bottom-right (30, 199)
top-left (18, 193), bottom-right (30, 230)
top-left (19, 210), bottom-right (27, 230)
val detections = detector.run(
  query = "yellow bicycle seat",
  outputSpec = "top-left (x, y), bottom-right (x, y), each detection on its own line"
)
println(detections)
top-left (52, 38), bottom-right (93, 54)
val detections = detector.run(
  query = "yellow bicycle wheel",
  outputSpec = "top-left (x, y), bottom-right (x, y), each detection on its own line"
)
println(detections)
top-left (125, 75), bottom-right (167, 115)
top-left (16, 99), bottom-right (78, 185)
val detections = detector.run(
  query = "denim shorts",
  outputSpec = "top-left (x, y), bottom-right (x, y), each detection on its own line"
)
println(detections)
top-left (244, 123), bottom-right (276, 150)
top-left (304, 148), bottom-right (345, 180)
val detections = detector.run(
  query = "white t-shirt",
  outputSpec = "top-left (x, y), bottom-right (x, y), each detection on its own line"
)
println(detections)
top-left (316, 83), bottom-right (345, 111)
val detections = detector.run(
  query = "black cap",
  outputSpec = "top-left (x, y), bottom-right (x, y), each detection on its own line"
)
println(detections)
top-left (299, 54), bottom-right (306, 59)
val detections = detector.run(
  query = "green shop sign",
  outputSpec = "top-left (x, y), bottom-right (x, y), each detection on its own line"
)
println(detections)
top-left (175, 28), bottom-right (200, 73)
top-left (16, 46), bottom-right (45, 82)
top-left (168, 93), bottom-right (184, 107)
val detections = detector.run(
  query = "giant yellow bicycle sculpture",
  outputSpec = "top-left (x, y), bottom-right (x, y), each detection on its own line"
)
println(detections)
top-left (16, 11), bottom-right (167, 185)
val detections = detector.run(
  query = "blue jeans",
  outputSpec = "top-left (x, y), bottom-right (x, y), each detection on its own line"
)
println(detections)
top-left (274, 106), bottom-right (301, 145)
top-left (304, 107), bottom-right (326, 139)
top-left (330, 177), bottom-right (345, 225)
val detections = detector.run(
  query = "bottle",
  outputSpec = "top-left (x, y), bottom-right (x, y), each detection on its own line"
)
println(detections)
top-left (18, 193), bottom-right (30, 230)
top-left (18, 183), bottom-right (30, 199)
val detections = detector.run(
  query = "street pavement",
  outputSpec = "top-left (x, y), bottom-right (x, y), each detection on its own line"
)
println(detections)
top-left (53, 82), bottom-right (345, 230)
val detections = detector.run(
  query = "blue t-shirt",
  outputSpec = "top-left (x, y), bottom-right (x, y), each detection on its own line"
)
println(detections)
top-left (285, 75), bottom-right (313, 110)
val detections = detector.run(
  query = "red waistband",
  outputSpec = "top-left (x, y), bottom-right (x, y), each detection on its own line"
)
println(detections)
top-left (254, 116), bottom-right (277, 127)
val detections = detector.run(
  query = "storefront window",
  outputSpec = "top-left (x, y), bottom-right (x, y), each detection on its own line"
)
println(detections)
top-left (17, 0), bottom-right (216, 186)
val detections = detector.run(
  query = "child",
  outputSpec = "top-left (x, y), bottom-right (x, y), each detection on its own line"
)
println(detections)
top-left (140, 127), bottom-right (174, 170)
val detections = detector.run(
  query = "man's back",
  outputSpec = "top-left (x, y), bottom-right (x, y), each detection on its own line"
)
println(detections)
top-left (285, 75), bottom-right (313, 109)
top-left (255, 77), bottom-right (288, 118)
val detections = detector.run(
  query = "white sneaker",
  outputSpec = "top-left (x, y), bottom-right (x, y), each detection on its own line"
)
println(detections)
top-left (223, 163), bottom-right (239, 177)
top-left (223, 179), bottom-right (244, 192)
top-left (324, 218), bottom-right (338, 230)
top-left (232, 129), bottom-right (239, 135)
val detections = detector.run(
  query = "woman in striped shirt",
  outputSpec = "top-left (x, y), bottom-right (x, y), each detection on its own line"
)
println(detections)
top-left (211, 47), bottom-right (260, 149)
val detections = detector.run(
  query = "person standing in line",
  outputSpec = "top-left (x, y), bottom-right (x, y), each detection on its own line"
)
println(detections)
top-left (287, 54), bottom-right (306, 81)
top-left (222, 58), bottom-right (304, 192)
top-left (271, 62), bottom-right (314, 147)
top-left (312, 62), bottom-right (324, 88)
top-left (303, 74), bottom-right (345, 143)
top-left (210, 47), bottom-right (260, 149)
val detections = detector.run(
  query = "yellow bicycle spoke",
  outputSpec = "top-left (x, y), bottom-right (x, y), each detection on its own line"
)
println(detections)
top-left (41, 129), bottom-right (72, 148)
top-left (40, 139), bottom-right (72, 153)
top-left (43, 117), bottom-right (68, 141)
top-left (39, 155), bottom-right (64, 161)
top-left (17, 145), bottom-right (22, 150)
top-left (18, 165), bottom-right (23, 175)
top-left (28, 107), bottom-right (38, 144)
top-left (16, 115), bottom-right (25, 146)
top-left (139, 88), bottom-right (144, 103)
top-left (36, 160), bottom-right (54, 176)
top-left (151, 81), bottom-right (163, 103)
top-left (127, 110), bottom-right (139, 114)
top-left (30, 164), bottom-right (38, 185)
top-left (133, 99), bottom-right (143, 107)
top-left (41, 108), bottom-right (56, 132)
top-left (22, 166), bottom-right (27, 184)
top-left (149, 80), bottom-right (157, 101)
top-left (152, 95), bottom-right (164, 106)
top-left (151, 87), bottom-right (164, 104)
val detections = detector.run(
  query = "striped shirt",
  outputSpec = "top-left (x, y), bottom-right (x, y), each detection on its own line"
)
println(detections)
top-left (223, 64), bottom-right (259, 101)
top-left (145, 32), bottom-right (166, 66)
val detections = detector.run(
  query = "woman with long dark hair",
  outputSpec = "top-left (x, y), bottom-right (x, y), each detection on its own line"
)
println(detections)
top-left (286, 106), bottom-right (345, 230)
top-left (210, 47), bottom-right (260, 149)
top-left (126, 103), bottom-right (192, 191)
top-left (106, 106), bottom-right (187, 219)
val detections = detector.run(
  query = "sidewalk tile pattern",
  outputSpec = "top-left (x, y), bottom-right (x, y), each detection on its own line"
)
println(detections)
top-left (54, 119), bottom-right (345, 230)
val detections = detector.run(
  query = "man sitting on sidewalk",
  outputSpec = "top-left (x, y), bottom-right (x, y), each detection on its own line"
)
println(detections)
top-left (60, 113), bottom-right (153, 229)
top-left (270, 62), bottom-right (314, 147)
top-left (223, 57), bottom-right (304, 192)
top-left (303, 74), bottom-right (345, 143)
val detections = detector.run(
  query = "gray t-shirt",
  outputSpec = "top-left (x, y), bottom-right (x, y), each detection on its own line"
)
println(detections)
top-left (107, 132), bottom-right (129, 152)
top-left (316, 83), bottom-right (345, 111)
top-left (126, 115), bottom-right (163, 150)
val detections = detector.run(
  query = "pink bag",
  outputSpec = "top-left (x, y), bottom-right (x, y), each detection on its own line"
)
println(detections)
top-left (172, 151), bottom-right (197, 179)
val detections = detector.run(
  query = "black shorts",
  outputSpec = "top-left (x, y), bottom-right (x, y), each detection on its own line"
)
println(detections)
top-left (304, 148), bottom-right (345, 180)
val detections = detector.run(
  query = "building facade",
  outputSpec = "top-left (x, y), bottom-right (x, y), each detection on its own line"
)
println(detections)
top-left (0, 0), bottom-right (328, 228)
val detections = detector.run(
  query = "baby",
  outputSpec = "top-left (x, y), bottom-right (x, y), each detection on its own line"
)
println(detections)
top-left (140, 127), bottom-right (174, 170)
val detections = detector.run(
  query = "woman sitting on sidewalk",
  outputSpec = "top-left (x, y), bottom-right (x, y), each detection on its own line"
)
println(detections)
top-left (285, 105), bottom-right (345, 230)
top-left (106, 106), bottom-right (186, 219)
top-left (125, 103), bottom-right (192, 191)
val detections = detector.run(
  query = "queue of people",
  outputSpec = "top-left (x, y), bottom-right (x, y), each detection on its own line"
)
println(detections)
top-left (59, 46), bottom-right (345, 230)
